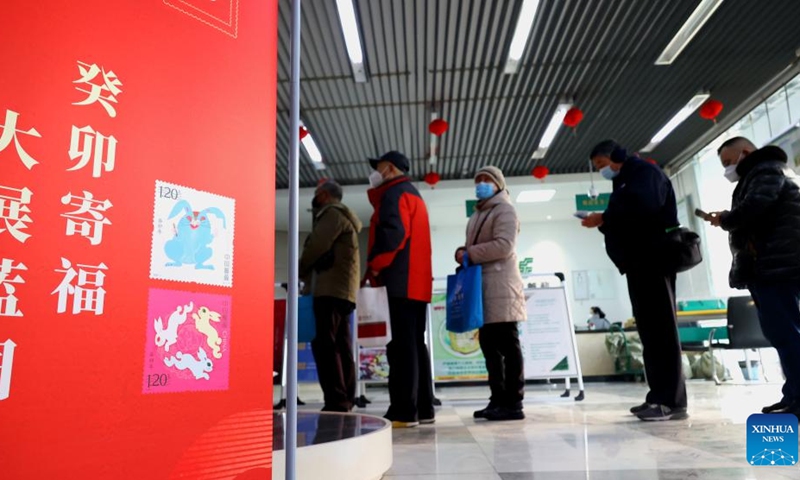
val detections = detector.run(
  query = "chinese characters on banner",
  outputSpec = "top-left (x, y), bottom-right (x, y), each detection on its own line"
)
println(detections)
top-left (0, 61), bottom-right (121, 400)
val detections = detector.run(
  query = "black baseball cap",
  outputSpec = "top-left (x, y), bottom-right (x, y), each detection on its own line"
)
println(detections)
top-left (369, 151), bottom-right (410, 172)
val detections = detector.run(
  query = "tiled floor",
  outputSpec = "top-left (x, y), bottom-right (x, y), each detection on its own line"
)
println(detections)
top-left (290, 380), bottom-right (799, 479)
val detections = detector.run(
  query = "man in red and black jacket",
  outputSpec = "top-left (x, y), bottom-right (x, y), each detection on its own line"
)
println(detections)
top-left (365, 151), bottom-right (433, 428)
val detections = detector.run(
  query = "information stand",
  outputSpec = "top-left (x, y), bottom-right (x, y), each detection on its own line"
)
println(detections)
top-left (519, 274), bottom-right (585, 401)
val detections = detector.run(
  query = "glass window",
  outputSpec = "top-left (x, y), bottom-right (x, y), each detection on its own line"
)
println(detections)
top-left (731, 112), bottom-right (755, 141)
top-left (767, 87), bottom-right (791, 139)
top-left (750, 104), bottom-right (771, 145)
top-left (787, 75), bottom-right (800, 123)
top-left (677, 72), bottom-right (800, 299)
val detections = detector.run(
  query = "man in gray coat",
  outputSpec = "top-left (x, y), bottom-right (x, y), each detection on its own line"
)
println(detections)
top-left (456, 166), bottom-right (527, 421)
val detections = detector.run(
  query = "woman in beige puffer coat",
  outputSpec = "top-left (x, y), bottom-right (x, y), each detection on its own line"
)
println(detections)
top-left (456, 166), bottom-right (527, 422)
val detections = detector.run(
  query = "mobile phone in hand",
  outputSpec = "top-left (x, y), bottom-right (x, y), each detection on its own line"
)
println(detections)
top-left (694, 208), bottom-right (712, 221)
top-left (574, 211), bottom-right (589, 219)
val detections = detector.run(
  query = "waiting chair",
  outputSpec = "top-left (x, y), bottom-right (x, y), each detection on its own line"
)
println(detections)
top-left (709, 295), bottom-right (772, 385)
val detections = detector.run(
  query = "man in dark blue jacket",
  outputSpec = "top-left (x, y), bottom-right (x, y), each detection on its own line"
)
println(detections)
top-left (710, 137), bottom-right (800, 417)
top-left (582, 140), bottom-right (688, 421)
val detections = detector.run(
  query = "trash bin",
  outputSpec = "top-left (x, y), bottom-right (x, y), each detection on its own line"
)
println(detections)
top-left (739, 360), bottom-right (760, 380)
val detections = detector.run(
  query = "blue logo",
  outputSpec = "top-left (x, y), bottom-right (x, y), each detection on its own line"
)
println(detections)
top-left (747, 414), bottom-right (798, 466)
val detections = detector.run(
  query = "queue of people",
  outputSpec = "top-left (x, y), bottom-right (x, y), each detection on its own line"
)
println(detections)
top-left (298, 136), bottom-right (800, 426)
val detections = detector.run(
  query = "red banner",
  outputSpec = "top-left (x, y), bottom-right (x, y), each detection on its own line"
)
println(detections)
top-left (0, 1), bottom-right (278, 478)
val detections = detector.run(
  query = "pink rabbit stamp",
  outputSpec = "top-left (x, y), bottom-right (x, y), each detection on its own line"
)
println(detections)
top-left (143, 288), bottom-right (231, 394)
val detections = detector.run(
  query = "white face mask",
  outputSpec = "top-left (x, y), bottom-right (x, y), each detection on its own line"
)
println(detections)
top-left (723, 152), bottom-right (745, 183)
top-left (369, 170), bottom-right (385, 188)
top-left (724, 165), bottom-right (739, 183)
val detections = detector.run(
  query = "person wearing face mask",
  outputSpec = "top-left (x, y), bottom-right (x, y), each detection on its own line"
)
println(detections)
top-left (587, 307), bottom-right (611, 330)
top-left (706, 137), bottom-right (800, 417)
top-left (365, 151), bottom-right (434, 428)
top-left (581, 139), bottom-right (688, 422)
top-left (455, 166), bottom-right (527, 422)
top-left (299, 180), bottom-right (362, 412)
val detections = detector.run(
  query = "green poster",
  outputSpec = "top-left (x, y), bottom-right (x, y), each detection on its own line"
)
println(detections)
top-left (431, 293), bottom-right (488, 381)
top-left (465, 199), bottom-right (478, 217)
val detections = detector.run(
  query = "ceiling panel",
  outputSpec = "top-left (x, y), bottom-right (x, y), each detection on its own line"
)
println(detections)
top-left (275, 0), bottom-right (800, 188)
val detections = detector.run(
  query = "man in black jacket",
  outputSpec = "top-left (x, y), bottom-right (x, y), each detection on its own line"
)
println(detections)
top-left (710, 137), bottom-right (800, 416)
top-left (582, 140), bottom-right (688, 421)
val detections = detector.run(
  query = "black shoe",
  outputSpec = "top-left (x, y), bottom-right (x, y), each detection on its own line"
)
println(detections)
top-left (630, 402), bottom-right (650, 415)
top-left (473, 403), bottom-right (499, 419)
top-left (763, 400), bottom-right (792, 414)
top-left (485, 407), bottom-right (525, 422)
top-left (636, 405), bottom-right (688, 422)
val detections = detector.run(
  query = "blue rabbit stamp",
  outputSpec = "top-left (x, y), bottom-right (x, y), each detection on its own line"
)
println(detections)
top-left (164, 200), bottom-right (226, 270)
top-left (150, 181), bottom-right (235, 287)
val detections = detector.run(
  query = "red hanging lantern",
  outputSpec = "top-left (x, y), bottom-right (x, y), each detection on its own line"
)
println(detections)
top-left (299, 126), bottom-right (309, 140)
top-left (563, 107), bottom-right (584, 129)
top-left (429, 118), bottom-right (449, 137)
top-left (699, 99), bottom-right (723, 123)
top-left (424, 172), bottom-right (441, 188)
top-left (532, 165), bottom-right (549, 180)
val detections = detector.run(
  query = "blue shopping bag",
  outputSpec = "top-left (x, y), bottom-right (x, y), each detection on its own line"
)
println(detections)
top-left (446, 254), bottom-right (484, 333)
top-left (298, 296), bottom-right (316, 343)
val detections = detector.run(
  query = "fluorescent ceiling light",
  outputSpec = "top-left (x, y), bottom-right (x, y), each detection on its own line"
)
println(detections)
top-left (301, 128), bottom-right (326, 170)
top-left (641, 93), bottom-right (709, 152)
top-left (517, 189), bottom-right (556, 203)
top-left (531, 103), bottom-right (571, 159)
top-left (655, 0), bottom-right (724, 65)
top-left (504, 0), bottom-right (541, 74)
top-left (335, 0), bottom-right (367, 82)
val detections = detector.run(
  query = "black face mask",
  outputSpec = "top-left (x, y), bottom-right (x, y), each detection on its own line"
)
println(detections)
top-left (311, 196), bottom-right (322, 210)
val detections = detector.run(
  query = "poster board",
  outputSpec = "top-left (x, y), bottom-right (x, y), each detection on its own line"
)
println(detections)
top-left (571, 270), bottom-right (616, 302)
top-left (431, 292), bottom-right (488, 381)
top-left (432, 286), bottom-right (583, 383)
top-left (0, 1), bottom-right (278, 478)
top-left (519, 288), bottom-right (580, 378)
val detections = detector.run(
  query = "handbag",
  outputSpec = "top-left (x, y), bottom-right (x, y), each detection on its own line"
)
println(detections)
top-left (664, 226), bottom-right (702, 273)
top-left (356, 286), bottom-right (392, 348)
top-left (446, 252), bottom-right (484, 333)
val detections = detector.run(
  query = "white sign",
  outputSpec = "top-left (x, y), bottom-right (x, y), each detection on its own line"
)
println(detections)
top-left (519, 288), bottom-right (580, 378)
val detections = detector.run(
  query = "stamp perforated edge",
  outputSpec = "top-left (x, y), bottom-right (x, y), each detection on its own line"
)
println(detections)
top-left (149, 180), bottom-right (236, 288)
top-left (142, 287), bottom-right (233, 394)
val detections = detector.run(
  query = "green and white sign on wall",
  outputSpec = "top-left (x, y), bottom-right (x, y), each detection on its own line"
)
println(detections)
top-left (519, 257), bottom-right (533, 274)
top-left (465, 199), bottom-right (478, 217)
top-left (575, 193), bottom-right (611, 212)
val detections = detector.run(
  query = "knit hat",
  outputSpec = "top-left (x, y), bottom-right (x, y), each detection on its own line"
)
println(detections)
top-left (475, 165), bottom-right (507, 191)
